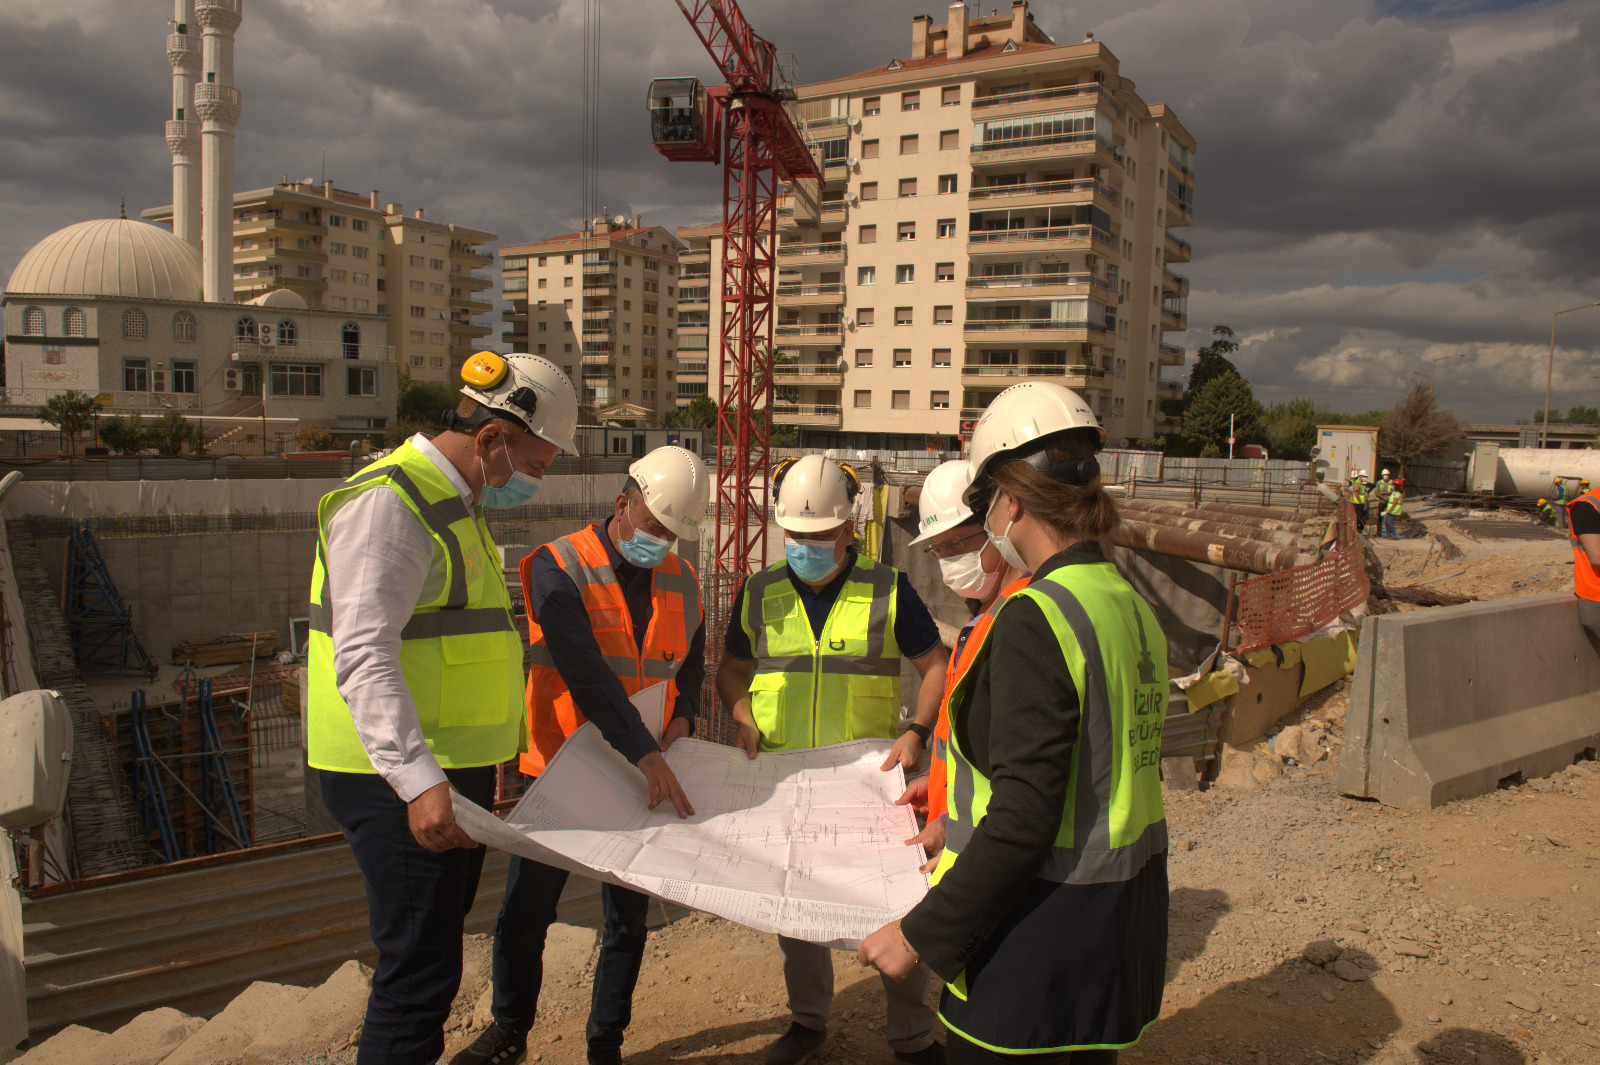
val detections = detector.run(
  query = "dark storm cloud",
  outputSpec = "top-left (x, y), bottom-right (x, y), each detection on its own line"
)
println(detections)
top-left (2, 0), bottom-right (1597, 420)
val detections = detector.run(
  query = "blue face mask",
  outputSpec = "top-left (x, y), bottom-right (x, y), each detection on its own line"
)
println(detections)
top-left (480, 439), bottom-right (542, 509)
top-left (618, 522), bottom-right (673, 569)
top-left (785, 536), bottom-right (841, 584)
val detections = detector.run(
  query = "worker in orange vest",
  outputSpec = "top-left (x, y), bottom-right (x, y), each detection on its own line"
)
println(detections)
top-left (457, 447), bottom-right (710, 1065)
top-left (1567, 482), bottom-right (1600, 648)
top-left (902, 461), bottom-right (1031, 871)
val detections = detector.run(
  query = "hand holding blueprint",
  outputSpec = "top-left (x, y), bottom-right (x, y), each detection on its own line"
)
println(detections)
top-left (453, 721), bottom-right (930, 949)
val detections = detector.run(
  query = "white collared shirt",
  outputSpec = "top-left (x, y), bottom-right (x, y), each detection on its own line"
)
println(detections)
top-left (324, 434), bottom-right (477, 801)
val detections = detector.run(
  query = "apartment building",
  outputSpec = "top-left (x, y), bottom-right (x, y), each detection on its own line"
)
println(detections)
top-left (144, 180), bottom-right (496, 384)
top-left (500, 216), bottom-right (684, 425)
top-left (683, 1), bottom-right (1195, 447)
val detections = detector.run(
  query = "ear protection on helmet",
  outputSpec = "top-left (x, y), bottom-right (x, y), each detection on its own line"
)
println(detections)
top-left (770, 457), bottom-right (861, 502)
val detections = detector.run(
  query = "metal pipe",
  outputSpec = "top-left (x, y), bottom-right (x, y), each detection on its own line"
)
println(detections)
top-left (1114, 519), bottom-right (1307, 574)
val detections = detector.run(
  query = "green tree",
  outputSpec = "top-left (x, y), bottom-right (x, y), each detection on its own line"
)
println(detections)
top-left (1199, 442), bottom-right (1222, 459)
top-left (384, 366), bottom-right (459, 446)
top-left (1133, 435), bottom-right (1167, 451)
top-left (98, 412), bottom-right (151, 455)
top-left (1184, 325), bottom-right (1240, 398)
top-left (38, 390), bottom-right (98, 455)
top-left (1566, 405), bottom-right (1600, 424)
top-left (660, 394), bottom-right (716, 430)
top-left (1183, 371), bottom-right (1262, 452)
top-left (148, 410), bottom-right (196, 455)
top-left (1263, 397), bottom-right (1318, 460)
top-left (1378, 383), bottom-right (1463, 478)
top-left (293, 423), bottom-right (337, 451)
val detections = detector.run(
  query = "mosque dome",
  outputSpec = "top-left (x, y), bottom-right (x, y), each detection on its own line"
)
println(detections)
top-left (246, 287), bottom-right (308, 309)
top-left (4, 217), bottom-right (203, 302)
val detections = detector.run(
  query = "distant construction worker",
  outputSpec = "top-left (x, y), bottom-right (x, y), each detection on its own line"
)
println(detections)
top-left (1552, 478), bottom-right (1571, 530)
top-left (1567, 481), bottom-right (1600, 649)
top-left (902, 460), bottom-right (1031, 870)
top-left (1348, 470), bottom-right (1369, 534)
top-left (715, 454), bottom-right (951, 1065)
top-left (309, 352), bottom-right (577, 1065)
top-left (458, 447), bottom-right (711, 1065)
top-left (1536, 498), bottom-right (1559, 526)
top-left (1381, 486), bottom-right (1404, 539)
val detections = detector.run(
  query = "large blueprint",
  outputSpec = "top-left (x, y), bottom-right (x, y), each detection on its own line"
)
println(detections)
top-left (453, 722), bottom-right (929, 949)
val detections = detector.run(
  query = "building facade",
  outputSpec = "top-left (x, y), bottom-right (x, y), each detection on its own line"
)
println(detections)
top-left (681, 1), bottom-right (1195, 448)
top-left (144, 181), bottom-right (496, 384)
top-left (499, 217), bottom-right (683, 425)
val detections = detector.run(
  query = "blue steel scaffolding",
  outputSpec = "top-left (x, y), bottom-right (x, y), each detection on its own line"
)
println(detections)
top-left (64, 521), bottom-right (158, 677)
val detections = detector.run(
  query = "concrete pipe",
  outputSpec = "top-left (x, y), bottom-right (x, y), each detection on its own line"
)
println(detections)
top-left (1114, 509), bottom-right (1310, 548)
top-left (1114, 520), bottom-right (1308, 574)
top-left (1120, 500), bottom-right (1312, 534)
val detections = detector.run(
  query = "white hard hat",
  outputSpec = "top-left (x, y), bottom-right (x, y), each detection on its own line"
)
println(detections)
top-left (1381, 468), bottom-right (1390, 476)
top-left (964, 382), bottom-right (1105, 507)
top-left (629, 446), bottom-right (710, 540)
top-left (458, 351), bottom-right (579, 454)
top-left (911, 460), bottom-right (974, 544)
top-left (772, 454), bottom-right (860, 533)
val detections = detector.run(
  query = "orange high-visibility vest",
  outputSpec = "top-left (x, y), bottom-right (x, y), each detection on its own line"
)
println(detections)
top-left (928, 574), bottom-right (1032, 823)
top-left (521, 524), bottom-right (702, 776)
top-left (1567, 489), bottom-right (1600, 603)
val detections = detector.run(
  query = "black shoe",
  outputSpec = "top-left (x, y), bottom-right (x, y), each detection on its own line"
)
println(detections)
top-left (587, 1047), bottom-right (624, 1065)
top-left (765, 1022), bottom-right (827, 1065)
top-left (449, 1023), bottom-right (527, 1065)
top-left (895, 1041), bottom-right (947, 1065)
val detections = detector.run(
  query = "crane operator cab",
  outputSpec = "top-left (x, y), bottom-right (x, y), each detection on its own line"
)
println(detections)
top-left (648, 77), bottom-right (719, 163)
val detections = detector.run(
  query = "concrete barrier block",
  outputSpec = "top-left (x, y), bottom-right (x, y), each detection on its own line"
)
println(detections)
top-left (1338, 593), bottom-right (1600, 809)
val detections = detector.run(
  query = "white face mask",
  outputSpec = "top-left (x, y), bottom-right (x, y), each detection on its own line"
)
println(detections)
top-left (938, 548), bottom-right (1002, 600)
top-left (983, 495), bottom-right (1028, 571)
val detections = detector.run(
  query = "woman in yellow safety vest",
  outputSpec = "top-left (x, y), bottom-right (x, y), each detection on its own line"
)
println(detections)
top-left (860, 382), bottom-right (1168, 1065)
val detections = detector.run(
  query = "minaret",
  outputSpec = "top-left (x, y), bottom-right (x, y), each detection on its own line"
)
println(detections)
top-left (165, 0), bottom-right (201, 251)
top-left (195, 0), bottom-right (242, 303)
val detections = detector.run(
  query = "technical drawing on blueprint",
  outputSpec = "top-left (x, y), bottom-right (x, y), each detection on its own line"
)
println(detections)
top-left (453, 721), bottom-right (929, 949)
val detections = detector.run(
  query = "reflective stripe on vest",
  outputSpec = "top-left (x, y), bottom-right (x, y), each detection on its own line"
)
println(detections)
top-left (521, 525), bottom-right (701, 776)
top-left (932, 562), bottom-right (1168, 887)
top-left (739, 556), bottom-right (902, 752)
top-left (1567, 490), bottom-right (1600, 603)
top-left (306, 443), bottom-right (524, 774)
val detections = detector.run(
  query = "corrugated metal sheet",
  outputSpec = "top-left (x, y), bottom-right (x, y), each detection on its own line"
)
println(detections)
top-left (21, 836), bottom-right (660, 1038)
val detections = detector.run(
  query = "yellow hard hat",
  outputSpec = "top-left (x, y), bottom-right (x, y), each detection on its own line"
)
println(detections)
top-left (1538, 498), bottom-right (1548, 505)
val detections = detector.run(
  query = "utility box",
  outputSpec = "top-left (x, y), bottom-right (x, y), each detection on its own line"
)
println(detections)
top-left (0, 690), bottom-right (73, 831)
top-left (1466, 442), bottom-right (1500, 494)
top-left (1313, 425), bottom-right (1379, 485)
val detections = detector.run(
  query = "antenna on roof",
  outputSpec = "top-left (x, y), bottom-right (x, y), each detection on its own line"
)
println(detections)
top-left (119, 195), bottom-right (126, 220)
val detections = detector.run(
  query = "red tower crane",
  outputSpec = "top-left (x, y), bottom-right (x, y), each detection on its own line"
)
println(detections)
top-left (649, 0), bottom-right (819, 595)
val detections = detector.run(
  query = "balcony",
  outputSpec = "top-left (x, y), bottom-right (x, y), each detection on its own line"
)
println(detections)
top-left (449, 268), bottom-right (494, 291)
top-left (679, 248), bottom-right (711, 264)
top-left (770, 403), bottom-right (843, 427)
top-left (581, 342), bottom-right (613, 358)
top-left (581, 321), bottom-right (616, 336)
top-left (677, 359), bottom-right (709, 376)
top-left (1161, 309), bottom-right (1188, 332)
top-left (970, 83), bottom-right (1123, 120)
top-left (774, 323), bottom-right (844, 346)
top-left (232, 275), bottom-right (328, 295)
top-left (777, 241), bottom-right (846, 265)
top-left (234, 243), bottom-right (327, 265)
top-left (451, 244), bottom-right (494, 266)
top-left (967, 178), bottom-right (1120, 213)
top-left (776, 283), bottom-right (846, 307)
top-left (1162, 268), bottom-right (1189, 296)
top-left (819, 204), bottom-right (848, 226)
top-left (582, 364), bottom-right (616, 380)
top-left (582, 258), bottom-right (617, 274)
top-left (449, 295), bottom-right (494, 314)
top-left (1167, 189), bottom-right (1194, 227)
top-left (970, 132), bottom-right (1118, 169)
top-left (967, 224), bottom-right (1113, 257)
top-left (962, 318), bottom-right (1112, 344)
top-left (960, 363), bottom-right (1108, 385)
top-left (1165, 231), bottom-right (1192, 263)
top-left (500, 331), bottom-right (526, 344)
top-left (821, 158), bottom-right (851, 185)
top-left (680, 267), bottom-right (711, 282)
top-left (772, 363), bottom-right (844, 385)
top-left (965, 272), bottom-right (1116, 301)
top-left (234, 216), bottom-right (324, 239)
top-left (1156, 380), bottom-right (1184, 398)
top-left (1158, 342), bottom-right (1185, 366)
top-left (449, 321), bottom-right (494, 338)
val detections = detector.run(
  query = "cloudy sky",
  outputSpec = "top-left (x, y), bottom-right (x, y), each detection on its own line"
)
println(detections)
top-left (3, 0), bottom-right (1598, 421)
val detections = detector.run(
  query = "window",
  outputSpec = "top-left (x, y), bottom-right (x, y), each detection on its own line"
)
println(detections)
top-left (899, 178), bottom-right (917, 197)
top-left (936, 262), bottom-right (955, 282)
top-left (409, 280), bottom-right (426, 292)
top-left (296, 266), bottom-right (312, 279)
top-left (941, 85), bottom-right (960, 106)
top-left (429, 283), bottom-right (445, 295)
top-left (564, 254), bottom-right (573, 264)
top-left (934, 306), bottom-right (953, 324)
top-left (377, 254), bottom-right (386, 266)
top-left (940, 129), bottom-right (959, 150)
top-left (172, 359), bottom-right (197, 394)
top-left (22, 306), bottom-right (44, 335)
top-left (330, 296), bottom-right (348, 309)
top-left (347, 366), bottom-right (379, 396)
top-left (901, 91), bottom-right (920, 111)
top-left (351, 219), bottom-right (369, 233)
top-left (330, 268), bottom-right (347, 282)
top-left (891, 390), bottom-right (910, 410)
top-left (352, 272), bottom-right (370, 285)
top-left (931, 390), bottom-right (950, 408)
top-left (122, 308), bottom-right (147, 340)
top-left (932, 348), bottom-right (952, 367)
top-left (330, 242), bottom-right (347, 255)
top-left (894, 307), bottom-right (913, 325)
top-left (538, 322), bottom-right (548, 333)
top-left (232, 315), bottom-right (256, 342)
top-left (342, 321), bottom-right (361, 359)
top-left (857, 266), bottom-right (876, 285)
top-left (123, 357), bottom-right (150, 391)
top-left (354, 245), bottom-right (370, 259)
top-left (409, 330), bottom-right (425, 342)
top-left (564, 277), bottom-right (574, 287)
top-left (410, 355), bottom-right (425, 367)
top-left (855, 349), bottom-right (873, 367)
top-left (863, 96), bottom-right (881, 116)
top-left (430, 332), bottom-right (445, 344)
top-left (563, 343), bottom-right (573, 353)
top-left (296, 238), bottom-right (313, 251)
top-left (900, 135), bottom-right (919, 155)
top-left (862, 139), bottom-right (880, 160)
top-left (537, 344), bottom-right (547, 354)
top-left (937, 219), bottom-right (956, 239)
top-left (860, 182), bottom-right (878, 201)
top-left (60, 306), bottom-right (85, 336)
top-left (938, 174), bottom-right (958, 194)
top-left (271, 363), bottom-right (323, 397)
top-left (410, 305), bottom-right (426, 317)
top-left (856, 307), bottom-right (875, 326)
top-left (854, 389), bottom-right (872, 408)
top-left (329, 214), bottom-right (345, 228)
top-left (538, 256), bottom-right (548, 266)
top-left (173, 311), bottom-right (196, 342)
top-left (429, 258), bottom-right (444, 270)
top-left (409, 255), bottom-right (426, 267)
top-left (895, 265), bottom-right (915, 284)
top-left (277, 318), bottom-right (298, 345)
top-left (893, 348), bottom-right (912, 366)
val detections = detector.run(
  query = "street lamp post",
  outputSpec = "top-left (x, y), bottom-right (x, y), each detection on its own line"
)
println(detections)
top-left (1544, 301), bottom-right (1600, 447)
top-left (1424, 352), bottom-right (1466, 394)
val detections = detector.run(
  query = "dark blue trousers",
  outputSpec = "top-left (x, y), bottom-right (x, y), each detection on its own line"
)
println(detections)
top-left (491, 778), bottom-right (651, 1051)
top-left (320, 766), bottom-right (496, 1065)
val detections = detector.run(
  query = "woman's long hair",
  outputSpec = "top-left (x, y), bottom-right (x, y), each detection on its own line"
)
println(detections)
top-left (986, 429), bottom-right (1119, 551)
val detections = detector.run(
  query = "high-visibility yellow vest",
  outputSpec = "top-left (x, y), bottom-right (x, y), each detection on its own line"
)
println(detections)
top-left (1349, 478), bottom-right (1366, 506)
top-left (738, 556), bottom-right (902, 752)
top-left (1386, 491), bottom-right (1403, 516)
top-left (306, 442), bottom-right (524, 774)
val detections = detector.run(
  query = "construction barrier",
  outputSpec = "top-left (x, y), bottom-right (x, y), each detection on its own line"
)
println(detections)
top-left (1337, 593), bottom-right (1600, 809)
top-left (1233, 503), bottom-right (1368, 654)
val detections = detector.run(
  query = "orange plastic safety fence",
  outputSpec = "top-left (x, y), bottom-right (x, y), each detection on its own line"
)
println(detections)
top-left (1233, 503), bottom-right (1368, 654)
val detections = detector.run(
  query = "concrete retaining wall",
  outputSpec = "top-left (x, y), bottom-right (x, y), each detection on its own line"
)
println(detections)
top-left (1337, 593), bottom-right (1600, 809)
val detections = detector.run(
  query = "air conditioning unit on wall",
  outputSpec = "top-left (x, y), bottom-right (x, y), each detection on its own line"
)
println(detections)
top-left (224, 369), bottom-right (241, 391)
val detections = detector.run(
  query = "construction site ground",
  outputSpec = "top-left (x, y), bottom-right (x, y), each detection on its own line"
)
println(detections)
top-left (16, 514), bottom-right (1598, 1065)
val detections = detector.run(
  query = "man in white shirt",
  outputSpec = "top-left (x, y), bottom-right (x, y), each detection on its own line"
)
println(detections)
top-left (307, 353), bottom-right (579, 1065)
